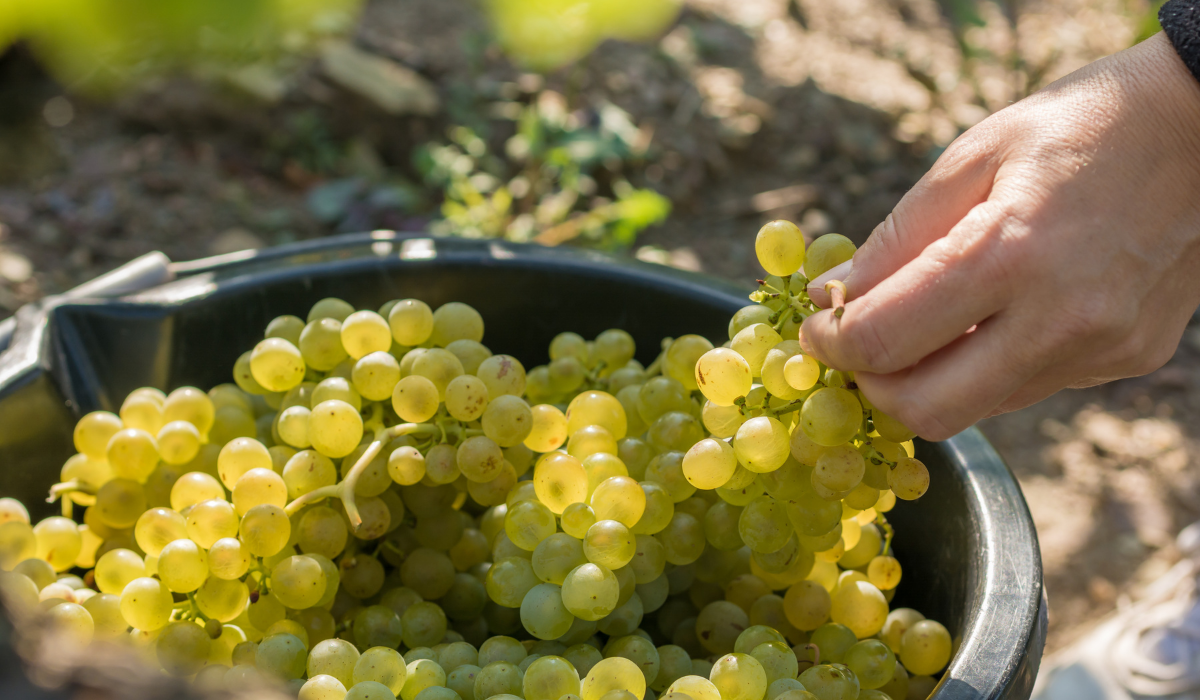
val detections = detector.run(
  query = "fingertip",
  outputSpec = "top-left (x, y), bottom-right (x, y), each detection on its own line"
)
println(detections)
top-left (806, 260), bottom-right (853, 308)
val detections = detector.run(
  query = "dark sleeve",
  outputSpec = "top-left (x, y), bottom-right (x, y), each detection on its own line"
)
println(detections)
top-left (1161, 0), bottom-right (1200, 84)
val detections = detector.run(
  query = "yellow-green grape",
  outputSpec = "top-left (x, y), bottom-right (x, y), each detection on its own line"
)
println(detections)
top-left (479, 636), bottom-right (528, 666)
top-left (590, 475), bottom-right (645, 527)
top-left (695, 348), bottom-right (752, 407)
top-left (239, 503), bottom-right (290, 557)
top-left (264, 314), bottom-right (305, 345)
top-left (353, 646), bottom-right (408, 694)
top-left (665, 335), bottom-right (715, 391)
top-left (790, 426), bottom-right (830, 468)
top-left (731, 324), bottom-right (783, 378)
top-left (837, 523), bottom-right (880, 570)
top-left (310, 638), bottom-right (362, 687)
top-left (119, 576), bottom-right (173, 631)
top-left (232, 467), bottom-right (287, 514)
top-left (208, 404), bottom-right (257, 444)
top-left (340, 311), bottom-right (391, 360)
top-left (813, 445), bottom-right (865, 492)
top-left (653, 645), bottom-right (693, 692)
top-left (74, 410), bottom-right (123, 460)
top-left (829, 579), bottom-right (888, 638)
top-left (900, 620), bottom-right (952, 676)
top-left (32, 516), bottom-right (81, 571)
top-left (256, 632), bottom-right (308, 680)
top-left (783, 354), bottom-right (821, 393)
top-left (569, 425), bottom-right (619, 460)
top-left (804, 233), bottom-right (855, 281)
top-left (472, 660), bottom-right (522, 699)
top-left (479, 395), bottom-right (531, 448)
top-left (272, 554), bottom-right (327, 609)
top-left (582, 453), bottom-right (628, 497)
top-left (308, 400), bottom-right (363, 459)
top-left (155, 620), bottom-right (212, 676)
top-left (889, 458), bottom-right (930, 500)
top-left (732, 624), bottom-right (786, 654)
top-left (185, 498), bottom-right (238, 548)
top-left (880, 608), bottom-right (925, 654)
top-left (566, 391), bottom-right (628, 440)
top-left (667, 675), bottom-right (722, 700)
top-left (843, 639), bottom-right (895, 690)
top-left (441, 375), bottom-right (487, 423)
top-left (300, 675), bottom-right (348, 700)
top-left (550, 332), bottom-right (588, 362)
top-left (581, 657), bottom-right (645, 700)
top-left (844, 481), bottom-right (879, 510)
top-left (282, 450), bottom-right (336, 499)
top-left (345, 680), bottom-right (395, 700)
top-left (389, 299), bottom-right (434, 346)
top-left (95, 548), bottom-right (146, 594)
top-left (656, 512), bottom-right (705, 566)
top-left (759, 341), bottom-right (805, 401)
top-left (871, 409), bottom-right (915, 442)
top-left (534, 452), bottom-right (588, 514)
top-left (10, 558), bottom-right (52, 591)
top-left (312, 377), bottom-right (361, 411)
top-left (699, 402), bottom-right (742, 441)
top-left (523, 655), bottom-right (581, 700)
top-left (636, 377), bottom-right (691, 425)
top-left (392, 376), bottom-right (440, 423)
top-left (82, 592), bottom-right (126, 638)
top-left (456, 436), bottom-right (503, 484)
top-left (399, 347), bottom-right (428, 377)
top-left (681, 440), bottom-right (739, 501)
top-left (169, 471), bottom-right (223, 512)
top-left (648, 412), bottom-right (705, 453)
top-left (733, 417), bottom-right (791, 473)
top-left (250, 338), bottom-right (306, 393)
top-left (526, 404), bottom-right (568, 453)
top-left (796, 664), bottom-right (857, 700)
top-left (709, 653), bottom-right (768, 700)
top-left (484, 556), bottom-right (538, 608)
top-left (561, 563), bottom-right (619, 621)
top-left (388, 446), bottom-right (426, 486)
top-left (521, 583), bottom-right (575, 640)
top-left (630, 482), bottom-right (673, 536)
top-left (505, 500), bottom-right (556, 551)
top-left (750, 642), bottom-right (798, 684)
top-left (195, 576), bottom-right (248, 623)
top-left (472, 355), bottom-right (522, 398)
top-left (548, 356), bottom-right (586, 394)
top-left (411, 348), bottom-right (464, 400)
top-left (156, 420), bottom-right (201, 465)
top-left (234, 351), bottom-right (269, 395)
top-left (867, 556), bottom-right (901, 590)
top-left (809, 623), bottom-right (857, 664)
top-left (562, 642), bottom-right (602, 676)
top-left (352, 351), bottom-right (401, 402)
top-left (308, 298), bottom-right (355, 323)
top-left (645, 452), bottom-right (696, 503)
top-left (616, 385), bottom-right (648, 437)
top-left (208, 537), bottom-right (251, 580)
top-left (627, 535), bottom-right (666, 585)
top-left (248, 592), bottom-right (286, 635)
top-left (430, 302), bottom-right (484, 346)
top-left (561, 502), bottom-right (598, 539)
top-left (161, 387), bottom-right (216, 437)
top-left (92, 478), bottom-right (145, 529)
top-left (737, 495), bottom-right (791, 553)
top-left (120, 393), bottom-right (163, 435)
top-left (299, 318), bottom-right (349, 372)
top-left (446, 666), bottom-right (482, 700)
top-left (800, 388), bottom-right (863, 447)
top-left (106, 428), bottom-right (160, 482)
top-left (217, 437), bottom-right (272, 490)
top-left (532, 533), bottom-right (587, 585)
top-left (695, 600), bottom-right (751, 655)
top-left (158, 538), bottom-right (209, 592)
top-left (298, 506), bottom-right (349, 560)
top-left (449, 529), bottom-right (489, 572)
top-left (445, 338), bottom-right (492, 375)
top-left (583, 520), bottom-right (635, 569)
top-left (42, 599), bottom-right (92, 646)
top-left (59, 454), bottom-right (111, 490)
top-left (755, 220), bottom-right (806, 276)
top-left (399, 659), bottom-right (445, 700)
top-left (703, 500), bottom-right (744, 551)
top-left (618, 438), bottom-right (654, 481)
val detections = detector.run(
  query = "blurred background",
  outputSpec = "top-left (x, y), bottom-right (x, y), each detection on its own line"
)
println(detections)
top-left (0, 0), bottom-right (1188, 662)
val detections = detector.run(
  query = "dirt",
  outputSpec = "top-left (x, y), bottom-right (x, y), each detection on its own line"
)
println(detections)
top-left (0, 0), bottom-right (1177, 661)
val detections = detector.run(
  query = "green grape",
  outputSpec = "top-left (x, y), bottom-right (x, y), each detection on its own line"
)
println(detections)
top-left (652, 645), bottom-right (692, 692)
top-left (400, 601), bottom-right (447, 648)
top-left (750, 641), bottom-right (799, 684)
top-left (734, 417), bottom-right (791, 473)
top-left (731, 324), bottom-right (783, 377)
top-left (206, 537), bottom-right (250, 581)
top-left (354, 646), bottom-right (408, 694)
top-left (478, 635), bottom-right (526, 666)
top-left (550, 332), bottom-right (588, 362)
top-left (645, 452), bottom-right (696, 503)
top-left (234, 351), bottom-right (269, 395)
top-left (312, 376), bottom-right (362, 410)
top-left (232, 467), bottom-right (287, 514)
top-left (867, 555), bottom-right (901, 591)
top-left (158, 538), bottom-right (209, 592)
top-left (482, 395), bottom-right (533, 447)
top-left (445, 338), bottom-right (492, 375)
top-left (783, 354), bottom-right (821, 393)
top-left (106, 428), bottom-right (160, 483)
top-left (701, 400), bottom-right (745, 440)
top-left (33, 516), bottom-right (82, 571)
top-left (276, 406), bottom-right (312, 448)
top-left (264, 314), bottom-right (305, 345)
top-left (558, 502), bottom-right (595, 539)
top-left (525, 404), bottom-right (568, 453)
top-left (634, 378), bottom-right (688, 426)
top-left (308, 400), bottom-right (364, 459)
top-left (308, 298), bottom-right (355, 323)
top-left (562, 643), bottom-right (603, 677)
top-left (170, 471), bottom-right (224, 511)
top-left (153, 620), bottom-right (211, 676)
top-left (695, 600), bottom-right (750, 655)
top-left (767, 680), bottom-right (809, 700)
top-left (474, 661), bottom-right (522, 699)
top-left (389, 299), bottom-right (434, 346)
top-left (618, 438), bottom-right (655, 481)
top-left (438, 641), bottom-right (479, 671)
top-left (790, 427), bottom-right (830, 468)
top-left (354, 605), bottom-right (404, 649)
top-left (504, 499), bottom-right (555, 551)
top-left (630, 482), bottom-right (673, 536)
top-left (843, 639), bottom-right (896, 690)
top-left (271, 554), bottom-right (326, 609)
top-left (532, 533), bottom-right (587, 585)
top-left (12, 558), bottom-right (53, 590)
top-left (411, 348), bottom-right (464, 400)
top-left (280, 450), bottom-right (335, 499)
top-left (880, 608), bottom-right (925, 653)
top-left (444, 375), bottom-right (490, 422)
top-left (839, 523), bottom-right (881, 570)
top-left (195, 576), bottom-right (248, 622)
top-left (804, 233), bottom-right (856, 281)
top-left (454, 435), bottom-right (502, 483)
top-left (566, 391), bottom-right (628, 440)
top-left (615, 385), bottom-right (648, 437)
top-left (878, 663), bottom-right (910, 700)
top-left (186, 498), bottom-right (239, 548)
top-left (486, 556), bottom-right (540, 608)
top-left (900, 620), bottom-right (952, 676)
top-left (786, 492), bottom-right (842, 537)
top-left (695, 348), bottom-right (752, 407)
top-left (250, 338), bottom-right (307, 393)
top-left (534, 452), bottom-right (588, 514)
top-left (82, 593), bottom-right (126, 638)
top-left (582, 453), bottom-right (629, 498)
top-left (829, 579), bottom-right (887, 638)
top-left (388, 445), bottom-right (426, 486)
top-left (581, 657), bottom-right (646, 700)
top-left (209, 405), bottom-right (258, 444)
top-left (702, 500), bottom-right (744, 551)
top-left (871, 409), bottom-right (915, 443)
top-left (889, 458), bottom-right (930, 500)
top-left (341, 311), bottom-right (392, 360)
top-left (472, 354), bottom-right (523, 398)
top-left (709, 652), bottom-right (769, 700)
top-left (809, 624), bottom-right (857, 665)
top-left (583, 520), bottom-right (636, 570)
top-left (655, 512), bottom-right (704, 566)
top-left (439, 573), bottom-right (487, 621)
top-left (800, 389), bottom-right (862, 447)
top-left (239, 504), bottom-right (291, 557)
top-left (665, 335), bottom-right (715, 391)
top-left (119, 576), bottom-right (173, 631)
top-left (43, 600), bottom-right (94, 647)
top-left (597, 590), bottom-right (644, 637)
top-left (217, 437), bottom-right (272, 489)
top-left (682, 438), bottom-right (737, 490)
top-left (736, 495), bottom-right (791, 554)
top-left (755, 220), bottom-right (806, 276)
top-left (666, 675), bottom-right (722, 700)
top-left (731, 624), bottom-right (786, 654)
top-left (74, 410), bottom-right (124, 460)
top-left (759, 341), bottom-right (805, 401)
top-left (590, 475), bottom-right (645, 527)
top-left (398, 547), bottom-right (454, 599)
top-left (813, 446), bottom-right (865, 493)
top-left (569, 425), bottom-right (619, 460)
top-left (430, 302), bottom-right (484, 346)
top-left (157, 420), bottom-right (202, 465)
top-left (163, 387), bottom-right (216, 437)
top-left (446, 665), bottom-right (482, 700)
top-left (521, 583), bottom-right (575, 639)
top-left (346, 681), bottom-right (396, 700)
top-left (257, 632), bottom-right (308, 680)
top-left (549, 356), bottom-right (587, 393)
top-left (523, 655), bottom-right (581, 700)
top-left (59, 454), bottom-right (112, 491)
top-left (593, 329), bottom-right (635, 376)
top-left (300, 675), bottom-right (348, 700)
top-left (449, 528), bottom-right (490, 572)
top-left (628, 534), bottom-right (666, 584)
top-left (95, 548), bottom-right (146, 594)
top-left (797, 664), bottom-right (859, 700)
top-left (561, 563), bottom-right (619, 621)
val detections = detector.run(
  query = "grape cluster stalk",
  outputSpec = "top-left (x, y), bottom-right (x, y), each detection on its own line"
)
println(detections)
top-left (0, 220), bottom-right (951, 700)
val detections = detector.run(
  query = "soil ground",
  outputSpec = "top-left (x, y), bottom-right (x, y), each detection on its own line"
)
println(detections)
top-left (0, 0), bottom-right (1180, 659)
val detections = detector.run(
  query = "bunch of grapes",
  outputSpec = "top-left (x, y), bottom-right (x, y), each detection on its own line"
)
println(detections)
top-left (0, 220), bottom-right (953, 700)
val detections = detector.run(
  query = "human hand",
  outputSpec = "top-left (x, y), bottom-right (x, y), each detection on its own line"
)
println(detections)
top-left (798, 33), bottom-right (1200, 441)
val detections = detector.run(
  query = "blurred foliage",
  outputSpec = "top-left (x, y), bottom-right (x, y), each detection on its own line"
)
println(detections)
top-left (416, 91), bottom-right (670, 248)
top-left (1134, 0), bottom-right (1166, 43)
top-left (486, 0), bottom-right (683, 71)
top-left (0, 0), bottom-right (360, 91)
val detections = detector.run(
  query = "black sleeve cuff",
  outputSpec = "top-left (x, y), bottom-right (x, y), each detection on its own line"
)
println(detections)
top-left (1161, 0), bottom-right (1200, 84)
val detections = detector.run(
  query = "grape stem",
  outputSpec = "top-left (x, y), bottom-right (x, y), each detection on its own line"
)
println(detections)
top-left (283, 422), bottom-right (438, 524)
top-left (46, 479), bottom-right (96, 504)
top-left (825, 280), bottom-right (847, 318)
top-left (798, 642), bottom-right (820, 671)
top-left (876, 514), bottom-right (895, 554)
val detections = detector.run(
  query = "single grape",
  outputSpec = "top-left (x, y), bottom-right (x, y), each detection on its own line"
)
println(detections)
top-left (900, 619), bottom-right (952, 676)
top-left (694, 348), bottom-right (752, 407)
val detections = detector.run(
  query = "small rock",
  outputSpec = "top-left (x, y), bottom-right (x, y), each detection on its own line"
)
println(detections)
top-left (321, 40), bottom-right (439, 116)
top-left (210, 228), bottom-right (265, 256)
top-left (0, 249), bottom-right (32, 283)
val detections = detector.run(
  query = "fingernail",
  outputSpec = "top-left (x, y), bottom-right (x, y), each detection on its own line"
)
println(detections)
top-left (806, 260), bottom-right (853, 308)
